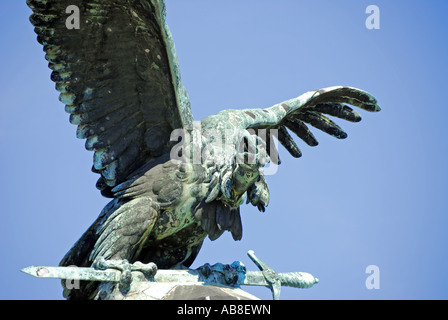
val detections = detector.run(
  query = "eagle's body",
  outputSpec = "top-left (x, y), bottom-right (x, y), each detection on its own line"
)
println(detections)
top-left (27, 0), bottom-right (380, 299)
top-left (61, 149), bottom-right (252, 270)
top-left (59, 128), bottom-right (266, 299)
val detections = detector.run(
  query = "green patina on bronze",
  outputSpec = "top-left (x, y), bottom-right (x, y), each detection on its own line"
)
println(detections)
top-left (27, 0), bottom-right (380, 300)
top-left (22, 251), bottom-right (319, 300)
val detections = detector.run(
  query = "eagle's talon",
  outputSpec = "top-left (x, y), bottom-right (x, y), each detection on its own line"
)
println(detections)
top-left (93, 258), bottom-right (157, 292)
top-left (119, 268), bottom-right (132, 293)
top-left (132, 261), bottom-right (158, 278)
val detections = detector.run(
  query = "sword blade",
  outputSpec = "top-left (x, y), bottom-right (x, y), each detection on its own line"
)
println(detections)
top-left (21, 266), bottom-right (217, 284)
top-left (21, 266), bottom-right (318, 289)
top-left (21, 266), bottom-right (121, 282)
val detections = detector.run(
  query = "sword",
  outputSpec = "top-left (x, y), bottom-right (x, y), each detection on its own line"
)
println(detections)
top-left (21, 250), bottom-right (318, 300)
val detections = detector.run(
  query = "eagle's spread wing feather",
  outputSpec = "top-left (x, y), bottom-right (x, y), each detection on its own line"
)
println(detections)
top-left (27, 0), bottom-right (193, 196)
top-left (242, 86), bottom-right (380, 161)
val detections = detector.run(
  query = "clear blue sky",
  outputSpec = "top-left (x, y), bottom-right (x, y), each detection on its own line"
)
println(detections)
top-left (1, 0), bottom-right (447, 300)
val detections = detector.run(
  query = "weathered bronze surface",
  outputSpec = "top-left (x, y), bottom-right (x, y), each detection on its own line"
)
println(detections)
top-left (22, 250), bottom-right (319, 300)
top-left (27, 0), bottom-right (380, 299)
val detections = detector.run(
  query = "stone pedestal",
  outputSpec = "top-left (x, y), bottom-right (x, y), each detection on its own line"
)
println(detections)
top-left (95, 281), bottom-right (259, 300)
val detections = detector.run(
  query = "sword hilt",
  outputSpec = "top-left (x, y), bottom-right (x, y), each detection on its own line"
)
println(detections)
top-left (277, 272), bottom-right (319, 289)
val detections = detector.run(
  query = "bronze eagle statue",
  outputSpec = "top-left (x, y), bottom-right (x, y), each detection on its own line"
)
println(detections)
top-left (27, 0), bottom-right (380, 299)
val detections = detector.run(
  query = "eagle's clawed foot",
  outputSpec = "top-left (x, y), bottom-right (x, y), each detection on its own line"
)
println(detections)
top-left (93, 257), bottom-right (158, 292)
top-left (247, 175), bottom-right (270, 212)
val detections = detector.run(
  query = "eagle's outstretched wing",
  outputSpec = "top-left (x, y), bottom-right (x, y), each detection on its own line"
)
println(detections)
top-left (229, 86), bottom-right (380, 163)
top-left (27, 0), bottom-right (193, 197)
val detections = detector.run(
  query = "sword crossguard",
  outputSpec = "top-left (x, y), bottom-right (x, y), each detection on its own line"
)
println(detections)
top-left (247, 250), bottom-right (282, 300)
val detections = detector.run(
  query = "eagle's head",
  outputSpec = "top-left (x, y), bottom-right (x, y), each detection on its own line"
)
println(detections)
top-left (220, 148), bottom-right (270, 211)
